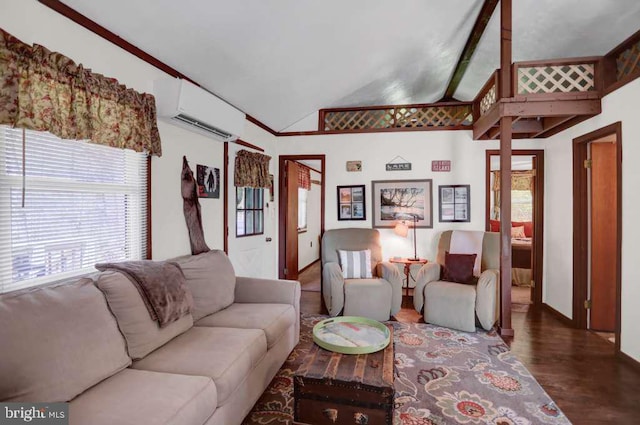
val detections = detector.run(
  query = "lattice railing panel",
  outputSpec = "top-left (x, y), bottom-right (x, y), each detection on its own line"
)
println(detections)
top-left (480, 84), bottom-right (497, 115)
top-left (517, 64), bottom-right (595, 94)
top-left (616, 40), bottom-right (640, 80)
top-left (323, 105), bottom-right (472, 131)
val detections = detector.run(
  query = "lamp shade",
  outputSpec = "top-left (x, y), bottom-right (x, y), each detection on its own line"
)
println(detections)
top-left (394, 221), bottom-right (409, 238)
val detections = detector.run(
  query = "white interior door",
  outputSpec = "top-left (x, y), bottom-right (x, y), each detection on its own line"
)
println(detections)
top-left (226, 143), bottom-right (277, 278)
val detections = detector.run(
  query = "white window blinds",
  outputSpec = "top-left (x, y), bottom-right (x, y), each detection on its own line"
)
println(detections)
top-left (0, 126), bottom-right (148, 293)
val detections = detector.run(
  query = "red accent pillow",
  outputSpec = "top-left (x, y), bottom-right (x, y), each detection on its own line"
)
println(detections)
top-left (511, 221), bottom-right (533, 238)
top-left (441, 252), bottom-right (477, 285)
top-left (489, 220), bottom-right (500, 232)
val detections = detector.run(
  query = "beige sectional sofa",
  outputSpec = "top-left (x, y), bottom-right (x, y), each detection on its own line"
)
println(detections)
top-left (0, 250), bottom-right (301, 425)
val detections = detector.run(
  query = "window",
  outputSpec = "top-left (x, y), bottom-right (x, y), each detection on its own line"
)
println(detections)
top-left (298, 188), bottom-right (308, 232)
top-left (511, 190), bottom-right (533, 222)
top-left (0, 127), bottom-right (148, 293)
top-left (236, 187), bottom-right (264, 237)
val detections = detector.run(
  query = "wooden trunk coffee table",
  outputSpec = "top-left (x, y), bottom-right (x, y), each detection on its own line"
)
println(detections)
top-left (293, 325), bottom-right (394, 425)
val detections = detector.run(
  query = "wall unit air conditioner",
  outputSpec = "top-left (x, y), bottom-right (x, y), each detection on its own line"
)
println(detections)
top-left (154, 78), bottom-right (245, 142)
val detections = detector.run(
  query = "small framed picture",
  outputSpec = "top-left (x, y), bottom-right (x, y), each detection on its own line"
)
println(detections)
top-left (439, 185), bottom-right (470, 222)
top-left (196, 164), bottom-right (220, 199)
top-left (337, 185), bottom-right (366, 221)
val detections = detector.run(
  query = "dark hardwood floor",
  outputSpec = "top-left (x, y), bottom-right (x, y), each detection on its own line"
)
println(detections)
top-left (299, 291), bottom-right (640, 424)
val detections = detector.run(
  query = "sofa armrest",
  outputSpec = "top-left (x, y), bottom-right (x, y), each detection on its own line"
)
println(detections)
top-left (235, 276), bottom-right (300, 307)
top-left (413, 262), bottom-right (441, 313)
top-left (322, 262), bottom-right (345, 317)
top-left (378, 262), bottom-right (403, 316)
top-left (475, 269), bottom-right (499, 330)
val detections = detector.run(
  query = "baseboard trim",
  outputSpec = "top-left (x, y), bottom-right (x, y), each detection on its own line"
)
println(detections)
top-left (542, 303), bottom-right (574, 327)
top-left (617, 350), bottom-right (640, 373)
top-left (298, 259), bottom-right (320, 274)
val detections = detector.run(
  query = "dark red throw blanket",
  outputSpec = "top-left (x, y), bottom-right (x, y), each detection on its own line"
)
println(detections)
top-left (182, 156), bottom-right (210, 255)
top-left (96, 261), bottom-right (193, 328)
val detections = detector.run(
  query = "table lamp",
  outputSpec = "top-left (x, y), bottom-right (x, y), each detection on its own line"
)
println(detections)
top-left (394, 214), bottom-right (419, 261)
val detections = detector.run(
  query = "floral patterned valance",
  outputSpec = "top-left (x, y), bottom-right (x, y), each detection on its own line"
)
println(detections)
top-left (0, 28), bottom-right (162, 156)
top-left (298, 165), bottom-right (311, 190)
top-left (234, 149), bottom-right (271, 188)
top-left (492, 170), bottom-right (534, 192)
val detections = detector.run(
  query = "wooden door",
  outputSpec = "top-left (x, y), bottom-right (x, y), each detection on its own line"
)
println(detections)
top-left (589, 142), bottom-right (617, 331)
top-left (284, 161), bottom-right (299, 280)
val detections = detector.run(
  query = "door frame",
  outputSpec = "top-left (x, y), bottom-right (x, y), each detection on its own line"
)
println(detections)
top-left (572, 122), bottom-right (622, 352)
top-left (278, 154), bottom-right (326, 280)
top-left (485, 149), bottom-right (545, 306)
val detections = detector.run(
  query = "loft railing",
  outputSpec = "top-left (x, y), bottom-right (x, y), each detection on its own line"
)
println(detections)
top-left (474, 71), bottom-right (500, 120)
top-left (513, 57), bottom-right (601, 97)
top-left (320, 102), bottom-right (473, 132)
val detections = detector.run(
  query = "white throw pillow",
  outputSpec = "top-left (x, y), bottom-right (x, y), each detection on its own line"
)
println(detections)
top-left (338, 249), bottom-right (373, 279)
top-left (511, 225), bottom-right (526, 239)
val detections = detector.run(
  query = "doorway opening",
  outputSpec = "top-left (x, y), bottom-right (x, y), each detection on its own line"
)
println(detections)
top-left (278, 155), bottom-right (325, 302)
top-left (485, 150), bottom-right (545, 311)
top-left (573, 122), bottom-right (621, 351)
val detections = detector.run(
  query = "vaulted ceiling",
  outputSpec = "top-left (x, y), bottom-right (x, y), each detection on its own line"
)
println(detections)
top-left (60, 0), bottom-right (640, 131)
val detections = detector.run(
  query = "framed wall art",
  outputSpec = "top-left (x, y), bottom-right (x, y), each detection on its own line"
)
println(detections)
top-left (337, 185), bottom-right (366, 220)
top-left (196, 164), bottom-right (220, 198)
top-left (439, 184), bottom-right (470, 222)
top-left (371, 179), bottom-right (433, 228)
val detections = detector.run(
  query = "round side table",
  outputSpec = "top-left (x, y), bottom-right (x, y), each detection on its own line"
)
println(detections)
top-left (389, 257), bottom-right (428, 299)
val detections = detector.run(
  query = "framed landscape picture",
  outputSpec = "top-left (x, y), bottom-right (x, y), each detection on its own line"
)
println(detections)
top-left (439, 184), bottom-right (470, 222)
top-left (371, 179), bottom-right (433, 228)
top-left (337, 185), bottom-right (366, 220)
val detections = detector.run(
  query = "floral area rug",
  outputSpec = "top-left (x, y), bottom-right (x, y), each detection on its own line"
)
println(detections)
top-left (243, 315), bottom-right (571, 425)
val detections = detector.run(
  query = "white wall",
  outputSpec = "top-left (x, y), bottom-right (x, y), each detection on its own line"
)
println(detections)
top-left (1, 0), bottom-right (227, 260)
top-left (298, 169), bottom-right (322, 270)
top-left (277, 131), bottom-right (544, 262)
top-left (541, 77), bottom-right (640, 362)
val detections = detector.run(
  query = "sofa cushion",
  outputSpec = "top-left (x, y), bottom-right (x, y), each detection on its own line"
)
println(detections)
top-left (95, 270), bottom-right (193, 360)
top-left (69, 369), bottom-right (216, 425)
top-left (343, 278), bottom-right (392, 321)
top-left (173, 250), bottom-right (236, 321)
top-left (132, 327), bottom-right (266, 407)
top-left (195, 303), bottom-right (296, 348)
top-left (425, 280), bottom-right (477, 332)
top-left (0, 279), bottom-right (131, 402)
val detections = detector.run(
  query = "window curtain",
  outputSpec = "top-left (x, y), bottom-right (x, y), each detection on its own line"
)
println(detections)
top-left (298, 165), bottom-right (311, 190)
top-left (234, 149), bottom-right (271, 188)
top-left (492, 170), bottom-right (534, 218)
top-left (0, 28), bottom-right (162, 156)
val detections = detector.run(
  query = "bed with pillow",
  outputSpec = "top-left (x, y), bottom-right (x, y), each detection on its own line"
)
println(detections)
top-left (490, 220), bottom-right (533, 285)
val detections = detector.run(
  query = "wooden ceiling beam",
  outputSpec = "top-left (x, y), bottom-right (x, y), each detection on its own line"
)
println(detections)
top-left (513, 119), bottom-right (543, 133)
top-left (531, 115), bottom-right (574, 138)
top-left (441, 0), bottom-right (499, 100)
top-left (502, 99), bottom-right (601, 118)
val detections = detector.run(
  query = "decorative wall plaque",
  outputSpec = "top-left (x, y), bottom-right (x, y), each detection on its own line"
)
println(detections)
top-left (386, 155), bottom-right (411, 171)
top-left (346, 161), bottom-right (362, 172)
top-left (432, 160), bottom-right (451, 172)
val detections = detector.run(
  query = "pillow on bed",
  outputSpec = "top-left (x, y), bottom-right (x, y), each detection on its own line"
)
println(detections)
top-left (441, 252), bottom-right (477, 285)
top-left (511, 225), bottom-right (526, 238)
top-left (512, 221), bottom-right (533, 237)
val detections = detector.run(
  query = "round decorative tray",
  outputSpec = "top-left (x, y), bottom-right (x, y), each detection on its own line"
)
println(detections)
top-left (312, 316), bottom-right (391, 355)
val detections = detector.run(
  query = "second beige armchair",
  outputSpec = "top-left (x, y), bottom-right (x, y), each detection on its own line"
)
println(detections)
top-left (413, 230), bottom-right (500, 332)
top-left (321, 228), bottom-right (403, 321)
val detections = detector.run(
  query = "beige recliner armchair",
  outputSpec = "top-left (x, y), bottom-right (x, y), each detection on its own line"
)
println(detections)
top-left (321, 228), bottom-right (403, 321)
top-left (414, 230), bottom-right (500, 332)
